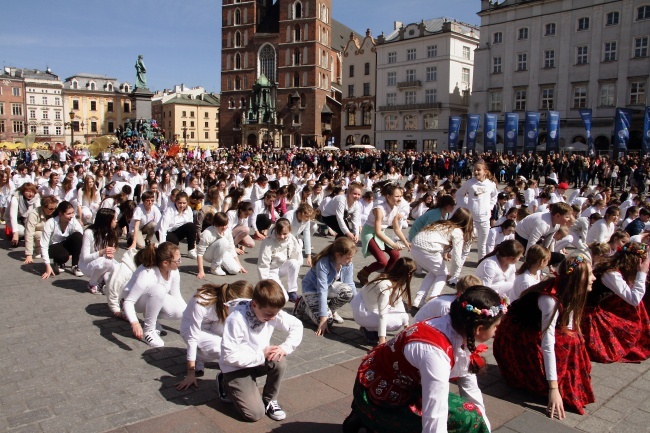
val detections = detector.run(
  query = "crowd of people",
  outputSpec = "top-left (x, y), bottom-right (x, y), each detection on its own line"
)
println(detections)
top-left (1, 142), bottom-right (650, 433)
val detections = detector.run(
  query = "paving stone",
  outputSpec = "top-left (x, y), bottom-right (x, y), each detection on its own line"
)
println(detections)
top-left (6, 407), bottom-right (52, 428)
top-left (503, 411), bottom-right (580, 433)
top-left (575, 415), bottom-right (616, 432)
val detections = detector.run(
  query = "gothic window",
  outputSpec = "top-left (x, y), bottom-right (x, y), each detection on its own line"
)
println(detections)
top-left (293, 72), bottom-right (300, 87)
top-left (235, 31), bottom-right (241, 47)
top-left (294, 24), bottom-right (301, 41)
top-left (258, 44), bottom-right (276, 82)
top-left (294, 1), bottom-right (302, 18)
top-left (294, 48), bottom-right (301, 65)
top-left (235, 53), bottom-right (241, 70)
top-left (235, 9), bottom-right (241, 25)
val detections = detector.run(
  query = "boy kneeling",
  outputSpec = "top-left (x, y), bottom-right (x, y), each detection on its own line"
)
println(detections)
top-left (220, 279), bottom-right (303, 421)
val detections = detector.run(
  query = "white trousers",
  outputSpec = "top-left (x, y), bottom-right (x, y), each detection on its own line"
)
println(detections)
top-left (410, 247), bottom-right (448, 306)
top-left (203, 237), bottom-right (240, 274)
top-left (181, 325), bottom-right (221, 363)
top-left (350, 292), bottom-right (409, 332)
top-left (474, 218), bottom-right (491, 261)
top-left (268, 259), bottom-right (300, 300)
top-left (79, 256), bottom-right (116, 285)
top-left (132, 289), bottom-right (186, 333)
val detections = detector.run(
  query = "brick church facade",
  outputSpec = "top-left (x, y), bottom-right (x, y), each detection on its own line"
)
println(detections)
top-left (220, 0), bottom-right (355, 148)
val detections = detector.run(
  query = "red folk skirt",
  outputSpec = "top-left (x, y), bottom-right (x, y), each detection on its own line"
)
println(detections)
top-left (493, 314), bottom-right (595, 414)
top-left (580, 295), bottom-right (650, 363)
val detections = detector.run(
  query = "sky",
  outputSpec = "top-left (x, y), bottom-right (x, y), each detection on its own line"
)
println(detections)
top-left (0, 0), bottom-right (480, 93)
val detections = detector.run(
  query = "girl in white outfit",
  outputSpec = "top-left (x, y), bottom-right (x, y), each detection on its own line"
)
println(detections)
top-left (475, 239), bottom-right (524, 296)
top-left (122, 242), bottom-right (187, 348)
top-left (455, 161), bottom-right (498, 261)
top-left (486, 219), bottom-right (517, 255)
top-left (79, 208), bottom-right (118, 294)
top-left (77, 175), bottom-right (101, 225)
top-left (196, 212), bottom-right (247, 278)
top-left (410, 208), bottom-right (474, 308)
top-left (175, 281), bottom-right (254, 391)
top-left (351, 258), bottom-right (415, 346)
top-left (510, 245), bottom-right (550, 301)
top-left (257, 218), bottom-right (302, 302)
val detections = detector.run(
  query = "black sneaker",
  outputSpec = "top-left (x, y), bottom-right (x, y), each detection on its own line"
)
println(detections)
top-left (51, 262), bottom-right (61, 275)
top-left (216, 372), bottom-right (232, 404)
top-left (265, 400), bottom-right (286, 421)
top-left (360, 327), bottom-right (379, 346)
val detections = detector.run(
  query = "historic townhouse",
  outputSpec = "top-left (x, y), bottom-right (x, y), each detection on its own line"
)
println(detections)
top-left (471, 0), bottom-right (650, 152)
top-left (375, 18), bottom-right (480, 152)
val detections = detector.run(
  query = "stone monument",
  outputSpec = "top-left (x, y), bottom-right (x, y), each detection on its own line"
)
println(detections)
top-left (131, 54), bottom-right (153, 120)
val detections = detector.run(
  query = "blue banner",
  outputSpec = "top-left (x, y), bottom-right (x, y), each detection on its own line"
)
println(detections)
top-left (523, 112), bottom-right (540, 155)
top-left (614, 108), bottom-right (632, 158)
top-left (578, 109), bottom-right (594, 157)
top-left (642, 106), bottom-right (650, 157)
top-left (465, 114), bottom-right (480, 155)
top-left (484, 113), bottom-right (497, 154)
top-left (448, 116), bottom-right (461, 152)
top-left (504, 113), bottom-right (519, 156)
top-left (546, 111), bottom-right (560, 155)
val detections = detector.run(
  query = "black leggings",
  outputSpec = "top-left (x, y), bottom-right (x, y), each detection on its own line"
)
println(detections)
top-left (48, 231), bottom-right (83, 266)
top-left (322, 215), bottom-right (349, 239)
top-left (515, 232), bottom-right (564, 266)
top-left (164, 222), bottom-right (197, 250)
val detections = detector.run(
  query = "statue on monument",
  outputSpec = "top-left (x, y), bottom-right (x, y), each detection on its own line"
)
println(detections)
top-left (135, 55), bottom-right (147, 89)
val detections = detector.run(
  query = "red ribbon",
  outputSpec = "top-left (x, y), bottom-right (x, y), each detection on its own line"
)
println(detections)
top-left (470, 344), bottom-right (488, 370)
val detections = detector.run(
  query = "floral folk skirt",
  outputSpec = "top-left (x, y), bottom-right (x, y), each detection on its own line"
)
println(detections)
top-left (352, 381), bottom-right (489, 433)
top-left (581, 296), bottom-right (650, 363)
top-left (493, 314), bottom-right (595, 414)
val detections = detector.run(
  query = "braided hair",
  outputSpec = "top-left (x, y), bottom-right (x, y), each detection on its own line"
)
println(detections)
top-left (450, 286), bottom-right (504, 374)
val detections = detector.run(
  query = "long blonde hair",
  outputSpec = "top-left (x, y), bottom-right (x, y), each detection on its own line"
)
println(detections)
top-left (194, 281), bottom-right (254, 322)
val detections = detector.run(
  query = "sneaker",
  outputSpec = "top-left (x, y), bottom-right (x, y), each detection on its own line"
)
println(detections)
top-left (216, 372), bottom-right (232, 404)
top-left (87, 283), bottom-right (100, 295)
top-left (331, 311), bottom-right (344, 324)
top-left (265, 400), bottom-right (286, 421)
top-left (187, 249), bottom-right (197, 259)
top-left (72, 265), bottom-right (84, 277)
top-left (143, 330), bottom-right (164, 348)
top-left (211, 265), bottom-right (226, 276)
top-left (288, 292), bottom-right (299, 303)
top-left (413, 292), bottom-right (425, 308)
top-left (51, 262), bottom-right (61, 275)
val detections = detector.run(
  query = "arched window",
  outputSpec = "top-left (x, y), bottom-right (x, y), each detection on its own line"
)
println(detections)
top-left (235, 76), bottom-right (241, 90)
top-left (235, 8), bottom-right (241, 25)
top-left (293, 72), bottom-right (300, 87)
top-left (293, 48), bottom-right (301, 65)
top-left (258, 44), bottom-right (276, 83)
top-left (294, 1), bottom-right (302, 18)
top-left (107, 83), bottom-right (113, 92)
top-left (229, 98), bottom-right (235, 109)
top-left (72, 80), bottom-right (78, 89)
top-left (235, 53), bottom-right (241, 70)
top-left (346, 135), bottom-right (355, 145)
top-left (123, 84), bottom-right (130, 93)
top-left (361, 135), bottom-right (370, 144)
top-left (89, 82), bottom-right (96, 90)
top-left (235, 31), bottom-right (241, 47)
top-left (294, 24), bottom-right (301, 41)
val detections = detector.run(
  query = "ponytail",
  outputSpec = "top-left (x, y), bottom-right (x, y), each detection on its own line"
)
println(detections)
top-left (516, 245), bottom-right (550, 276)
top-left (195, 281), bottom-right (254, 322)
top-left (478, 239), bottom-right (524, 265)
top-left (135, 241), bottom-right (179, 268)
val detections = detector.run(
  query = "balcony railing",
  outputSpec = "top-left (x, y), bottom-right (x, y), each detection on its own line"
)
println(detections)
top-left (397, 80), bottom-right (421, 89)
top-left (378, 102), bottom-right (441, 111)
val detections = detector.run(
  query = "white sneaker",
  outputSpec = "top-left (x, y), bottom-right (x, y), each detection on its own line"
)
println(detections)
top-left (265, 400), bottom-right (286, 421)
top-left (143, 330), bottom-right (164, 348)
top-left (331, 311), bottom-right (344, 324)
top-left (187, 249), bottom-right (197, 259)
top-left (72, 265), bottom-right (84, 277)
top-left (211, 265), bottom-right (226, 276)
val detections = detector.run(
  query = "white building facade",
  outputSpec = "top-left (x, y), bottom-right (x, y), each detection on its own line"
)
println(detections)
top-left (471, 0), bottom-right (650, 153)
top-left (375, 18), bottom-right (480, 152)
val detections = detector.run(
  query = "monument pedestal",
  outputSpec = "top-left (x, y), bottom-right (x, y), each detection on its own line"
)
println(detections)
top-left (131, 87), bottom-right (154, 120)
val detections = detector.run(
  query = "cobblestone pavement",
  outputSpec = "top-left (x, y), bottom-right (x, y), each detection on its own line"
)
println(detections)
top-left (1, 223), bottom-right (649, 433)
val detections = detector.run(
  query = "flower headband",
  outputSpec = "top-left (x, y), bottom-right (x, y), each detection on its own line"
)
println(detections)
top-left (617, 243), bottom-right (647, 257)
top-left (461, 296), bottom-right (509, 317)
top-left (565, 254), bottom-right (586, 275)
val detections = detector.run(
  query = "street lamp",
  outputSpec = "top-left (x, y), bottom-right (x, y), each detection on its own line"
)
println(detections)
top-left (66, 111), bottom-right (75, 147)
